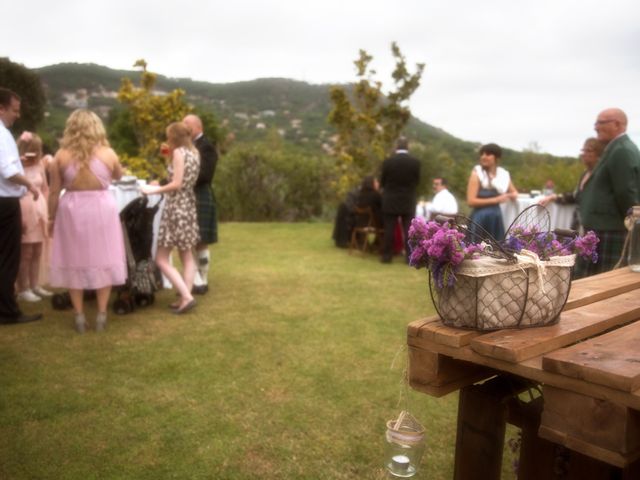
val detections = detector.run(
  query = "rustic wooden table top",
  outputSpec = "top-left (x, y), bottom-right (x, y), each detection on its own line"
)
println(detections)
top-left (407, 267), bottom-right (640, 411)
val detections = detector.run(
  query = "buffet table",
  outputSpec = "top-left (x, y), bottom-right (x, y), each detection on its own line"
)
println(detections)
top-left (407, 268), bottom-right (640, 479)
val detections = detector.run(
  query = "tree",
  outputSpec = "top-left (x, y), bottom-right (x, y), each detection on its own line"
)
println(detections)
top-left (0, 57), bottom-right (46, 133)
top-left (192, 105), bottom-right (229, 155)
top-left (106, 107), bottom-right (138, 157)
top-left (328, 43), bottom-right (424, 196)
top-left (117, 59), bottom-right (191, 178)
top-left (215, 137), bottom-right (334, 221)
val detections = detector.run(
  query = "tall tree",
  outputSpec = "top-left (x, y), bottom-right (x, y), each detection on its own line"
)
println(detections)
top-left (117, 59), bottom-right (191, 178)
top-left (0, 57), bottom-right (46, 133)
top-left (328, 43), bottom-right (424, 196)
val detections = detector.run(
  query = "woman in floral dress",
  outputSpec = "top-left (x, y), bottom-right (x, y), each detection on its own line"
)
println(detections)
top-left (141, 122), bottom-right (200, 314)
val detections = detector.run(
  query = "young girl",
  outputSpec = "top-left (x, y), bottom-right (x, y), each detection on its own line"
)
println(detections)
top-left (16, 132), bottom-right (53, 302)
top-left (140, 122), bottom-right (200, 313)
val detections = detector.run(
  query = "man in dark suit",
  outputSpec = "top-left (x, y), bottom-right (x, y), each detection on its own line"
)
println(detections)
top-left (578, 108), bottom-right (640, 277)
top-left (183, 114), bottom-right (219, 294)
top-left (380, 136), bottom-right (421, 263)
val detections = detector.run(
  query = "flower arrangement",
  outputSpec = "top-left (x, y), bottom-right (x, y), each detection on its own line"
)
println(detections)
top-left (408, 217), bottom-right (599, 289)
top-left (503, 226), bottom-right (599, 262)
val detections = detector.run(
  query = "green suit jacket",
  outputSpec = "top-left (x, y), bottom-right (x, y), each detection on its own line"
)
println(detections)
top-left (581, 134), bottom-right (640, 231)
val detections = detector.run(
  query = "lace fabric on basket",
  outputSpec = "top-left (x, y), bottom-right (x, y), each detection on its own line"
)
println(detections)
top-left (433, 253), bottom-right (575, 330)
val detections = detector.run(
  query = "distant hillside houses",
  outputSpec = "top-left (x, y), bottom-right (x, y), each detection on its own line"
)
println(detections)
top-left (63, 89), bottom-right (88, 109)
top-left (61, 85), bottom-right (170, 111)
top-left (62, 85), bottom-right (119, 108)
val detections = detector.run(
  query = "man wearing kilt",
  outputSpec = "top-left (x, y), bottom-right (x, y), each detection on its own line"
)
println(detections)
top-left (183, 114), bottom-right (218, 294)
top-left (577, 108), bottom-right (640, 278)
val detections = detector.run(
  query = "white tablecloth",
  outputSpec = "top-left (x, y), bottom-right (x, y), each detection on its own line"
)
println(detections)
top-left (500, 195), bottom-right (576, 231)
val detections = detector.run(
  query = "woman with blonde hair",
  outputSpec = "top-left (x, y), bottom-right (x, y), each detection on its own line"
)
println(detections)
top-left (16, 132), bottom-right (52, 302)
top-left (49, 109), bottom-right (126, 332)
top-left (141, 122), bottom-right (200, 314)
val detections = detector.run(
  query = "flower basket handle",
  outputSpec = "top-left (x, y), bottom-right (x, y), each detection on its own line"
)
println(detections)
top-left (554, 228), bottom-right (577, 239)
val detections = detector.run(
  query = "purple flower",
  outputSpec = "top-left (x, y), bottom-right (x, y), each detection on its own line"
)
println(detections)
top-left (463, 243), bottom-right (484, 257)
top-left (409, 218), bottom-right (481, 287)
top-left (505, 236), bottom-right (525, 253)
top-left (504, 227), bottom-right (597, 261)
top-left (574, 231), bottom-right (599, 263)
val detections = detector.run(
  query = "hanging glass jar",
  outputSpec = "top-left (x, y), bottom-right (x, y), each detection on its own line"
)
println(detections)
top-left (627, 206), bottom-right (640, 272)
top-left (384, 411), bottom-right (426, 478)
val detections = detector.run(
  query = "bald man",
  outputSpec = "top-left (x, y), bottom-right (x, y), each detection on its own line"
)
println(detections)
top-left (577, 108), bottom-right (640, 277)
top-left (183, 114), bottom-right (219, 294)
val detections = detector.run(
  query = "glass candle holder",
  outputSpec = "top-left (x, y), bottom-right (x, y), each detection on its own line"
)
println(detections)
top-left (628, 207), bottom-right (640, 272)
top-left (384, 418), bottom-right (426, 478)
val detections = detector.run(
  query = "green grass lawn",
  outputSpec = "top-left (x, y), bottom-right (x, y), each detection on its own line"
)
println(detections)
top-left (0, 223), bottom-right (517, 479)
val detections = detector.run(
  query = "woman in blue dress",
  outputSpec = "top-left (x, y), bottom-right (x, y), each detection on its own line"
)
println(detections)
top-left (466, 143), bottom-right (518, 242)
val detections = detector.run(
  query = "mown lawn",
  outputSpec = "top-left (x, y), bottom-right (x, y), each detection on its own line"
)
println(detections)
top-left (0, 223), bottom-right (517, 479)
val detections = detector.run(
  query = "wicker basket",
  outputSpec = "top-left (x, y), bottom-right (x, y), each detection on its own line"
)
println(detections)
top-left (429, 253), bottom-right (575, 330)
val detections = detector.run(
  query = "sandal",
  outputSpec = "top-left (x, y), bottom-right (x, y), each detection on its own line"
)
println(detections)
top-left (173, 299), bottom-right (197, 315)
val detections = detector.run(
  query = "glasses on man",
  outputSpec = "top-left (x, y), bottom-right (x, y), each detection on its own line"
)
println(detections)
top-left (594, 119), bottom-right (616, 126)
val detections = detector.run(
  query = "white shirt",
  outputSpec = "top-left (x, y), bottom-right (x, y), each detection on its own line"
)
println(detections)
top-left (473, 164), bottom-right (511, 194)
top-left (0, 121), bottom-right (25, 197)
top-left (427, 188), bottom-right (458, 217)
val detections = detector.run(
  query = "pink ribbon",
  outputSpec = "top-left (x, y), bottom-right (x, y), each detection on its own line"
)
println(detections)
top-left (19, 131), bottom-right (33, 142)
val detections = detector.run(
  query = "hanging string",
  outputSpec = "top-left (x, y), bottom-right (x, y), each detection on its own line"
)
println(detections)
top-left (613, 208), bottom-right (638, 269)
top-left (390, 343), bottom-right (410, 412)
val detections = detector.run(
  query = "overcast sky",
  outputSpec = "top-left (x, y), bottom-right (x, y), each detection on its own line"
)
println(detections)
top-left (4, 0), bottom-right (640, 156)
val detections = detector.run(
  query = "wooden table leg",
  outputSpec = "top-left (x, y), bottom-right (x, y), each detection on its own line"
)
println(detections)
top-left (453, 377), bottom-right (516, 480)
top-left (508, 395), bottom-right (558, 479)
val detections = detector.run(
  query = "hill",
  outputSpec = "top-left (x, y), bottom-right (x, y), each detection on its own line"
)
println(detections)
top-left (35, 62), bottom-right (475, 153)
top-left (33, 62), bottom-right (579, 196)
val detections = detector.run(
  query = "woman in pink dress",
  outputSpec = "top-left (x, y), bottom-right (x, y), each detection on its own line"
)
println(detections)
top-left (48, 110), bottom-right (127, 333)
top-left (16, 132), bottom-right (53, 302)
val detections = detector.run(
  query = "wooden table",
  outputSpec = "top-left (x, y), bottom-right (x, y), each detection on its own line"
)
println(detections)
top-left (407, 267), bottom-right (640, 479)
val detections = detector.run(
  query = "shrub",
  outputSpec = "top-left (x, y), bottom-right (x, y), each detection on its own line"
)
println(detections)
top-left (215, 141), bottom-right (334, 221)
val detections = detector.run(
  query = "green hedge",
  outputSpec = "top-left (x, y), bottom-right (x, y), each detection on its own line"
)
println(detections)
top-left (214, 141), bottom-right (335, 221)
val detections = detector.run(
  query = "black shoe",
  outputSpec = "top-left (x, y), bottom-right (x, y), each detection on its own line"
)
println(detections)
top-left (0, 313), bottom-right (43, 324)
top-left (191, 285), bottom-right (209, 295)
top-left (172, 299), bottom-right (197, 315)
top-left (380, 257), bottom-right (392, 264)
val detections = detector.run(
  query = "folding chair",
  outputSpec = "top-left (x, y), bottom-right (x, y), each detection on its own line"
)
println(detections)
top-left (349, 206), bottom-right (382, 254)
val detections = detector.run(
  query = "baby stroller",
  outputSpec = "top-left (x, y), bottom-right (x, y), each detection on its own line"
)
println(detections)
top-left (51, 289), bottom-right (96, 310)
top-left (112, 195), bottom-right (163, 315)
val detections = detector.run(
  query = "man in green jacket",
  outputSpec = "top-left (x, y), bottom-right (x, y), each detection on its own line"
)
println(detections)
top-left (577, 108), bottom-right (640, 277)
